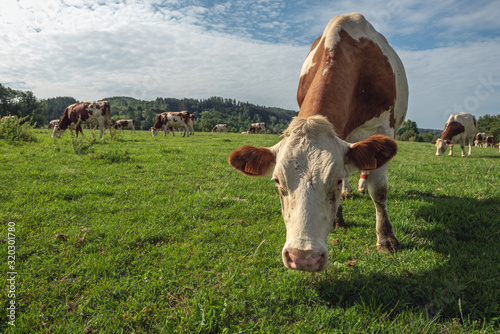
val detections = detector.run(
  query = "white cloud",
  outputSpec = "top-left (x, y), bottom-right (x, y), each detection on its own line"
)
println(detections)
top-left (1, 0), bottom-right (499, 129)
top-left (400, 38), bottom-right (500, 128)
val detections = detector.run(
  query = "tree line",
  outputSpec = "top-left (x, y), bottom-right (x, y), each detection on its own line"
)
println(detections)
top-left (1, 83), bottom-right (499, 139)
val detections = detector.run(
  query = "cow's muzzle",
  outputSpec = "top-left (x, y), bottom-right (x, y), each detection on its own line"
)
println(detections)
top-left (283, 249), bottom-right (327, 272)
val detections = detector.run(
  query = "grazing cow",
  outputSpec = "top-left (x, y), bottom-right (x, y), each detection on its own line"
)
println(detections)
top-left (229, 13), bottom-right (408, 272)
top-left (151, 112), bottom-right (190, 137)
top-left (248, 122), bottom-right (267, 134)
top-left (432, 113), bottom-right (476, 157)
top-left (485, 136), bottom-right (495, 148)
top-left (1, 115), bottom-right (17, 122)
top-left (474, 132), bottom-right (487, 147)
top-left (47, 119), bottom-right (59, 130)
top-left (52, 101), bottom-right (111, 139)
top-left (113, 120), bottom-right (136, 133)
top-left (188, 113), bottom-right (195, 135)
top-left (212, 124), bottom-right (228, 133)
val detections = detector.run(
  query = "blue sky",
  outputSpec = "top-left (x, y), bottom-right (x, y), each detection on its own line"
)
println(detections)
top-left (1, 0), bottom-right (499, 128)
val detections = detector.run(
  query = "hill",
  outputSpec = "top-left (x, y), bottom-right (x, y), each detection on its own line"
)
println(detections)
top-left (103, 96), bottom-right (298, 133)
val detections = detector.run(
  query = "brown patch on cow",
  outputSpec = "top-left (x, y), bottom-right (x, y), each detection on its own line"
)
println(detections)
top-left (228, 145), bottom-right (275, 176)
top-left (297, 29), bottom-right (397, 139)
top-left (347, 134), bottom-right (397, 171)
top-left (441, 121), bottom-right (465, 141)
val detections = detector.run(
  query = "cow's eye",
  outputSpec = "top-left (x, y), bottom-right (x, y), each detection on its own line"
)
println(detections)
top-left (272, 176), bottom-right (280, 186)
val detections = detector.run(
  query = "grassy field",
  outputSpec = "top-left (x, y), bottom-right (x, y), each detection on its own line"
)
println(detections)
top-left (1, 129), bottom-right (499, 333)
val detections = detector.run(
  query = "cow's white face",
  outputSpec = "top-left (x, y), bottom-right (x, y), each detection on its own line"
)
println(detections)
top-left (52, 126), bottom-right (65, 138)
top-left (273, 126), bottom-right (349, 271)
top-left (228, 116), bottom-right (398, 272)
top-left (434, 138), bottom-right (449, 156)
top-left (151, 127), bottom-right (160, 137)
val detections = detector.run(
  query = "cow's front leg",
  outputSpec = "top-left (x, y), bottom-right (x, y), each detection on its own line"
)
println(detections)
top-left (367, 165), bottom-right (400, 252)
top-left (341, 178), bottom-right (352, 199)
top-left (448, 144), bottom-right (454, 156)
top-left (461, 144), bottom-right (466, 157)
top-left (467, 138), bottom-right (472, 156)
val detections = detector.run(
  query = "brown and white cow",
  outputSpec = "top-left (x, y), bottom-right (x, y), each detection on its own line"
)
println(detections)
top-left (248, 122), bottom-right (267, 134)
top-left (1, 115), bottom-right (17, 122)
top-left (229, 13), bottom-right (408, 272)
top-left (47, 119), bottom-right (59, 129)
top-left (474, 132), bottom-right (487, 147)
top-left (52, 101), bottom-right (111, 139)
top-left (187, 113), bottom-right (195, 135)
top-left (485, 136), bottom-right (495, 148)
top-left (432, 112), bottom-right (476, 157)
top-left (212, 124), bottom-right (228, 133)
top-left (151, 112), bottom-right (190, 137)
top-left (113, 119), bottom-right (136, 133)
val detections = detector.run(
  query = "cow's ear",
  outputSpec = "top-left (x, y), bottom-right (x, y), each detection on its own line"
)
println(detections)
top-left (445, 140), bottom-right (451, 145)
top-left (431, 140), bottom-right (436, 145)
top-left (229, 145), bottom-right (276, 176)
top-left (346, 134), bottom-right (397, 171)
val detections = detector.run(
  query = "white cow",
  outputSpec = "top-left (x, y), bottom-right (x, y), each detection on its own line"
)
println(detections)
top-left (248, 122), bottom-right (267, 134)
top-left (212, 124), bottom-right (227, 133)
top-left (52, 101), bottom-right (111, 139)
top-left (151, 112), bottom-right (190, 137)
top-left (432, 113), bottom-right (476, 157)
top-left (229, 13), bottom-right (408, 272)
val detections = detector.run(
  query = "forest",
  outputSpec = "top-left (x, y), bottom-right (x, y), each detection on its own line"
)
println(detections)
top-left (1, 83), bottom-right (500, 138)
top-left (0, 84), bottom-right (296, 134)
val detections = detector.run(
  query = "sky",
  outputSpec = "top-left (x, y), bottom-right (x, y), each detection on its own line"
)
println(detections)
top-left (1, 0), bottom-right (499, 129)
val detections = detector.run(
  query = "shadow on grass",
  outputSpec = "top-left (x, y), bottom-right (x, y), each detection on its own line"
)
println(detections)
top-left (315, 191), bottom-right (500, 325)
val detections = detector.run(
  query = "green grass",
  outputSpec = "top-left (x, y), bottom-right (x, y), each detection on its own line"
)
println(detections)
top-left (1, 129), bottom-right (499, 333)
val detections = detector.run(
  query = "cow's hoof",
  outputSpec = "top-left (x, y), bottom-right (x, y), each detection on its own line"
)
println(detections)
top-left (334, 217), bottom-right (346, 229)
top-left (377, 239), bottom-right (401, 253)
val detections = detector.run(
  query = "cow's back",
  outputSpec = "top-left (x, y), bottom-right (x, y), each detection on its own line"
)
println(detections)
top-left (446, 112), bottom-right (476, 140)
top-left (297, 13), bottom-right (408, 142)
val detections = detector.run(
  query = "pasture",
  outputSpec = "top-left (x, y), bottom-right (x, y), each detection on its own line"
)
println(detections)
top-left (1, 129), bottom-right (499, 333)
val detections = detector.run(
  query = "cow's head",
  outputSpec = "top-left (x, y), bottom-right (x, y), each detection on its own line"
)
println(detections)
top-left (229, 116), bottom-right (397, 272)
top-left (52, 125), bottom-right (65, 138)
top-left (151, 127), bottom-right (160, 137)
top-left (432, 138), bottom-right (450, 156)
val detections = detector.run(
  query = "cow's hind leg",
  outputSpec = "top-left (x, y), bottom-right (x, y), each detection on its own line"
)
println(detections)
top-left (367, 164), bottom-right (400, 252)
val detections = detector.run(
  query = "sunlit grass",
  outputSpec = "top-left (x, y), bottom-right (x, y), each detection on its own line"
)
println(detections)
top-left (0, 129), bottom-right (499, 333)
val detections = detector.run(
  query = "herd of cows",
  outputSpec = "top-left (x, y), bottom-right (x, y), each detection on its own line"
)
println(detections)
top-left (17, 13), bottom-right (495, 272)
top-left (46, 101), bottom-right (268, 139)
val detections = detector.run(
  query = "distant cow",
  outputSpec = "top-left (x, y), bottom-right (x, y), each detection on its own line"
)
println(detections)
top-left (52, 101), bottom-right (111, 139)
top-left (151, 112), bottom-right (190, 137)
top-left (1, 115), bottom-right (16, 122)
top-left (212, 124), bottom-right (227, 133)
top-left (113, 120), bottom-right (136, 133)
top-left (188, 113), bottom-right (195, 135)
top-left (229, 13), bottom-right (408, 272)
top-left (432, 112), bottom-right (476, 157)
top-left (47, 119), bottom-right (59, 130)
top-left (485, 136), bottom-right (495, 148)
top-left (248, 122), bottom-right (267, 134)
top-left (474, 132), bottom-right (487, 147)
